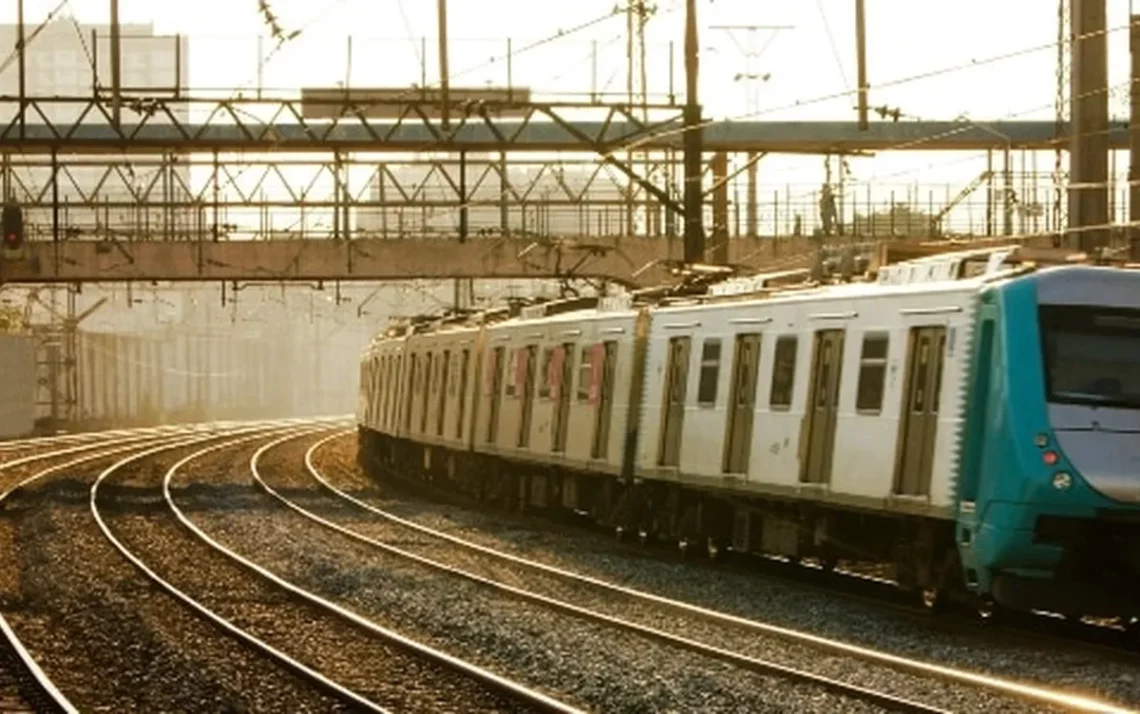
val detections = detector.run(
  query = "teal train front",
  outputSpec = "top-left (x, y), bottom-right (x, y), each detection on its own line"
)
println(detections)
top-left (957, 265), bottom-right (1140, 619)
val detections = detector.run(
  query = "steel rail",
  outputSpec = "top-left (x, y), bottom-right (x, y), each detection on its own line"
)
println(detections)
top-left (305, 430), bottom-right (1134, 714)
top-left (87, 423), bottom-right (392, 713)
top-left (160, 429), bottom-right (584, 714)
top-left (0, 424), bottom-right (237, 714)
top-left (255, 431), bottom-right (947, 714)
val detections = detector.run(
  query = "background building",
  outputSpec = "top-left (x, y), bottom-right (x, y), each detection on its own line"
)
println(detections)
top-left (0, 18), bottom-right (191, 240)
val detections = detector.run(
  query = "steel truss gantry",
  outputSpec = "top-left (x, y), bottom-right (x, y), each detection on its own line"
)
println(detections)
top-left (0, 95), bottom-right (1127, 153)
top-left (0, 93), bottom-right (1091, 287)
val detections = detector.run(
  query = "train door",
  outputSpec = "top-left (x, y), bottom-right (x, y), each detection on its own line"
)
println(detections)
top-left (723, 333), bottom-right (762, 474)
top-left (657, 336), bottom-right (692, 467)
top-left (893, 326), bottom-right (947, 496)
top-left (485, 346), bottom-right (504, 444)
top-left (551, 344), bottom-right (574, 452)
top-left (403, 354), bottom-right (417, 432)
top-left (800, 330), bottom-right (845, 484)
top-left (420, 352), bottom-right (433, 433)
top-left (455, 348), bottom-right (470, 439)
top-left (518, 345), bottom-right (537, 447)
top-left (436, 350), bottom-right (450, 436)
top-left (591, 341), bottom-right (618, 459)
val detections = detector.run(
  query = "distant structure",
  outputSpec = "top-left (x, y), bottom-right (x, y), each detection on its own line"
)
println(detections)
top-left (0, 18), bottom-right (191, 239)
top-left (354, 160), bottom-right (663, 240)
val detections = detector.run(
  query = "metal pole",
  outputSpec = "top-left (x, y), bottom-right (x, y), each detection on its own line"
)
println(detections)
top-left (1131, 14), bottom-right (1140, 259)
top-left (17, 0), bottom-right (25, 140)
top-left (459, 150), bottom-right (468, 242)
top-left (437, 0), bottom-right (451, 130)
top-left (1069, 0), bottom-right (1109, 253)
top-left (110, 0), bottom-right (122, 128)
top-left (682, 0), bottom-right (705, 263)
top-left (855, 0), bottom-right (869, 130)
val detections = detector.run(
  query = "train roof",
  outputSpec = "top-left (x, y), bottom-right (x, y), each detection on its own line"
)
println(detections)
top-left (364, 244), bottom-right (1139, 348)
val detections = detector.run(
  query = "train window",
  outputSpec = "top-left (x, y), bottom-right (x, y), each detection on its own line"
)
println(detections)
top-left (505, 348), bottom-right (519, 398)
top-left (577, 346), bottom-right (593, 401)
top-left (697, 339), bottom-right (721, 405)
top-left (432, 352), bottom-right (443, 394)
top-left (855, 334), bottom-right (889, 413)
top-left (538, 347), bottom-right (554, 399)
top-left (769, 336), bottom-right (798, 408)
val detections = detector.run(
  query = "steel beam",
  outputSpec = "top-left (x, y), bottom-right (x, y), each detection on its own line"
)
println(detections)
top-left (0, 234), bottom-right (1061, 288)
top-left (0, 96), bottom-right (1131, 153)
top-left (0, 235), bottom-right (885, 287)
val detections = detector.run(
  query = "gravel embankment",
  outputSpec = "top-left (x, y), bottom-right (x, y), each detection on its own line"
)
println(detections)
top-left (310, 435), bottom-right (1140, 712)
top-left (0, 435), bottom-right (351, 714)
top-left (183, 434), bottom-right (993, 713)
top-left (106, 434), bottom-right (542, 714)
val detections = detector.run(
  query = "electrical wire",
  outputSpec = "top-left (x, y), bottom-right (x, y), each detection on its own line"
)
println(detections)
top-left (392, 18), bottom-right (1140, 252)
top-left (0, 0), bottom-right (69, 77)
top-left (616, 20), bottom-right (1139, 155)
top-left (773, 78), bottom-right (1136, 221)
top-left (814, 0), bottom-right (850, 93)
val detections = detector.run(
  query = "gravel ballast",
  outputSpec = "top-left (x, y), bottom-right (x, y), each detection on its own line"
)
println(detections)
top-left (309, 434), bottom-right (1140, 712)
top-left (98, 434), bottom-right (542, 714)
top-left (0, 435), bottom-right (351, 713)
top-left (176, 434), bottom-right (915, 714)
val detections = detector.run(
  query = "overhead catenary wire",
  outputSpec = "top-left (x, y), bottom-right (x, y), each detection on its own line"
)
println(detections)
top-left (770, 78), bottom-right (1137, 220)
top-left (392, 17), bottom-right (1140, 254)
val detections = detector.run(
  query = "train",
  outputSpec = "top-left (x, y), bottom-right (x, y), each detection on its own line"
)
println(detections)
top-left (355, 245), bottom-right (1140, 624)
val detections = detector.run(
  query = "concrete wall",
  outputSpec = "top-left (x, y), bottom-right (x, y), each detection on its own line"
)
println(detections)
top-left (0, 334), bottom-right (36, 439)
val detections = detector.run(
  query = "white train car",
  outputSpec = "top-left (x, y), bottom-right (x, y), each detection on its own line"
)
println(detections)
top-left (361, 249), bottom-right (1020, 595)
top-left (631, 267), bottom-right (978, 568)
top-left (466, 298), bottom-right (645, 507)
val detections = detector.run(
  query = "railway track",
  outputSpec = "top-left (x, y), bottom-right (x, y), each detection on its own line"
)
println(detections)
top-left (347, 431), bottom-right (1140, 667)
top-left (0, 424), bottom-right (231, 714)
top-left (244, 429), bottom-right (1132, 714)
top-left (98, 422), bottom-right (579, 714)
top-left (0, 421), bottom-right (370, 712)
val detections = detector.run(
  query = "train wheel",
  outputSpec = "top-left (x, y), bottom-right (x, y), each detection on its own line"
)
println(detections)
top-left (706, 537), bottom-right (724, 563)
top-left (921, 587), bottom-right (945, 615)
top-left (1125, 617), bottom-right (1140, 639)
top-left (977, 596), bottom-right (1004, 625)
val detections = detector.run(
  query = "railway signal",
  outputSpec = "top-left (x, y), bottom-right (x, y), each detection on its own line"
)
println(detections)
top-left (1, 201), bottom-right (24, 255)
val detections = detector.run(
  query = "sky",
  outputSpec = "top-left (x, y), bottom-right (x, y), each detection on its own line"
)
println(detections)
top-left (7, 0), bottom-right (1140, 231)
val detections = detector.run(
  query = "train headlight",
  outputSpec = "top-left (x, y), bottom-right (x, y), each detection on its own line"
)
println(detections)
top-left (1052, 471), bottom-right (1073, 491)
top-left (1034, 433), bottom-right (1049, 448)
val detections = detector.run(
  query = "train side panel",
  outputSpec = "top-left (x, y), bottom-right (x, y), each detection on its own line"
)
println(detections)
top-left (636, 284), bottom-right (974, 516)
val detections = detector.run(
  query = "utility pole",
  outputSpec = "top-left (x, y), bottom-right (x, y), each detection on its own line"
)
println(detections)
top-left (110, 0), bottom-right (122, 128)
top-left (682, 0), bottom-right (704, 263)
top-left (16, 0), bottom-right (25, 139)
top-left (1069, 0), bottom-right (1108, 254)
top-left (855, 0), bottom-right (869, 130)
top-left (625, 1), bottom-right (652, 237)
top-left (437, 0), bottom-right (450, 131)
top-left (1130, 13), bottom-right (1140, 260)
top-left (436, 0), bottom-right (471, 309)
top-left (1053, 0), bottom-right (1070, 237)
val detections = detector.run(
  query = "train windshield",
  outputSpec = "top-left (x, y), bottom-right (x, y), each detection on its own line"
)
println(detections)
top-left (1040, 305), bottom-right (1140, 410)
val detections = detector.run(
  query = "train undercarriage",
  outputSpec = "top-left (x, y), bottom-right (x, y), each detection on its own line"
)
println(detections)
top-left (359, 428), bottom-right (972, 612)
